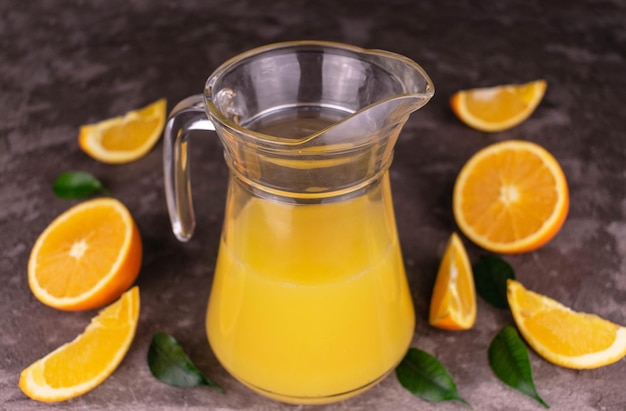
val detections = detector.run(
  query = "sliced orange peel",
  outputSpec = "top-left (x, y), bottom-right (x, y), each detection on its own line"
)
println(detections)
top-left (19, 287), bottom-right (140, 402)
top-left (450, 80), bottom-right (547, 132)
top-left (429, 233), bottom-right (477, 330)
top-left (79, 98), bottom-right (166, 164)
top-left (507, 280), bottom-right (626, 369)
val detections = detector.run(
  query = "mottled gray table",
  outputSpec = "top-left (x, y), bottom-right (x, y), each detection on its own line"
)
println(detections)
top-left (2, 1), bottom-right (625, 410)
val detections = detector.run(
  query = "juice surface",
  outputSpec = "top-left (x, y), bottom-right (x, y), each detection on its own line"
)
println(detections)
top-left (206, 177), bottom-right (415, 402)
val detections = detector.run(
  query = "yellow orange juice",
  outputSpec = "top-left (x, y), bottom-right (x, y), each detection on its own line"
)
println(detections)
top-left (206, 175), bottom-right (414, 403)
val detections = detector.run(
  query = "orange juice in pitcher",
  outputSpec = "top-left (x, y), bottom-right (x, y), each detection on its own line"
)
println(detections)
top-left (208, 173), bottom-right (414, 402)
top-left (163, 42), bottom-right (434, 404)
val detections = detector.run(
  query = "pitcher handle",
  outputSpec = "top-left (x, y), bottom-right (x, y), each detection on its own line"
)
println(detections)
top-left (163, 94), bottom-right (215, 242)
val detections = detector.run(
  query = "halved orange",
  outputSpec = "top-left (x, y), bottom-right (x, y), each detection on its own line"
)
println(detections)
top-left (19, 287), bottom-right (140, 402)
top-left (453, 140), bottom-right (569, 254)
top-left (79, 98), bottom-right (166, 164)
top-left (451, 80), bottom-right (546, 132)
top-left (429, 233), bottom-right (476, 330)
top-left (507, 280), bottom-right (626, 369)
top-left (28, 198), bottom-right (142, 310)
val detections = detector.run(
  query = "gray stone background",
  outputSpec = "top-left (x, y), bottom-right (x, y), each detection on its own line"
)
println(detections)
top-left (1, 0), bottom-right (625, 410)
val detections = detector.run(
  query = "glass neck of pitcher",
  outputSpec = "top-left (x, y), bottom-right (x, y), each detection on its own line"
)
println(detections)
top-left (213, 108), bottom-right (410, 203)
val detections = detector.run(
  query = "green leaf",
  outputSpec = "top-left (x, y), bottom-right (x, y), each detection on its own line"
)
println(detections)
top-left (396, 348), bottom-right (471, 407)
top-left (53, 171), bottom-right (109, 199)
top-left (488, 326), bottom-right (549, 408)
top-left (473, 255), bottom-right (515, 309)
top-left (147, 332), bottom-right (224, 392)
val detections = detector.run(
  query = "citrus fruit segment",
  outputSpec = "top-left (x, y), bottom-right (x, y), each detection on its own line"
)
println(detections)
top-left (453, 140), bottom-right (569, 254)
top-left (28, 198), bottom-right (142, 311)
top-left (429, 233), bottom-right (476, 330)
top-left (507, 280), bottom-right (626, 369)
top-left (450, 80), bottom-right (546, 132)
top-left (19, 286), bottom-right (140, 402)
top-left (79, 98), bottom-right (166, 164)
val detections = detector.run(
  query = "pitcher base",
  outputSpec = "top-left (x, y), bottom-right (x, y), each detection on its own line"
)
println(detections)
top-left (232, 372), bottom-right (390, 405)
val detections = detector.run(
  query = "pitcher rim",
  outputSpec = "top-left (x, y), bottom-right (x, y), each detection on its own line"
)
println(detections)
top-left (202, 40), bottom-right (435, 147)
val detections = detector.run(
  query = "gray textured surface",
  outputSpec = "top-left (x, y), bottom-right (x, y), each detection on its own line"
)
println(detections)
top-left (2, 1), bottom-right (626, 410)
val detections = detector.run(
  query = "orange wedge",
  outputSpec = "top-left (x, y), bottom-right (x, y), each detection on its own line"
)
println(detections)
top-left (19, 287), bottom-right (140, 402)
top-left (79, 98), bottom-right (166, 164)
top-left (28, 198), bottom-right (142, 311)
top-left (453, 140), bottom-right (569, 254)
top-left (507, 280), bottom-right (626, 369)
top-left (429, 233), bottom-right (476, 330)
top-left (451, 80), bottom-right (546, 132)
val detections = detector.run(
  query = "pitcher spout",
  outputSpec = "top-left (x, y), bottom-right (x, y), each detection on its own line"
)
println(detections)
top-left (311, 92), bottom-right (434, 149)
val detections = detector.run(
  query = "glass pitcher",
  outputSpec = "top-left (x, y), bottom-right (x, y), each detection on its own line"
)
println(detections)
top-left (163, 41), bottom-right (434, 404)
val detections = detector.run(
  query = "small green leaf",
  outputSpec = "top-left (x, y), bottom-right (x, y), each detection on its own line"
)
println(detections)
top-left (53, 171), bottom-right (109, 199)
top-left (488, 326), bottom-right (549, 408)
top-left (473, 255), bottom-right (515, 309)
top-left (396, 348), bottom-right (471, 407)
top-left (148, 332), bottom-right (224, 392)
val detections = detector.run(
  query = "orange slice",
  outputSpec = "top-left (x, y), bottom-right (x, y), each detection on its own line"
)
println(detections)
top-left (453, 140), bottom-right (569, 254)
top-left (429, 233), bottom-right (476, 330)
top-left (507, 280), bottom-right (626, 369)
top-left (19, 287), bottom-right (140, 402)
top-left (79, 98), bottom-right (166, 164)
top-left (451, 80), bottom-right (546, 132)
top-left (28, 198), bottom-right (142, 311)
